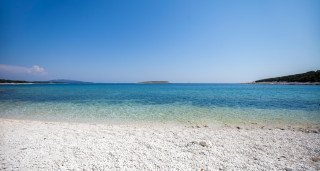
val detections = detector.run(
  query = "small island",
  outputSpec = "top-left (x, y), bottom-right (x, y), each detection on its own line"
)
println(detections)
top-left (138, 81), bottom-right (170, 84)
top-left (252, 70), bottom-right (320, 85)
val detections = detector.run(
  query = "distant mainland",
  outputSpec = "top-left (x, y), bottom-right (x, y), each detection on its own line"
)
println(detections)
top-left (0, 79), bottom-right (91, 84)
top-left (252, 70), bottom-right (320, 85)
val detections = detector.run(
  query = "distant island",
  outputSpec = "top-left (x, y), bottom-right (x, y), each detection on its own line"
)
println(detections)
top-left (138, 81), bottom-right (170, 84)
top-left (253, 70), bottom-right (320, 85)
top-left (0, 79), bottom-right (91, 84)
top-left (47, 79), bottom-right (91, 84)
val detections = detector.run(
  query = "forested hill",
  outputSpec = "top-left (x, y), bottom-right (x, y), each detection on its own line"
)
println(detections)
top-left (255, 70), bottom-right (320, 83)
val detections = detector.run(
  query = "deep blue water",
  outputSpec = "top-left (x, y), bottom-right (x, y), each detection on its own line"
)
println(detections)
top-left (0, 84), bottom-right (319, 124)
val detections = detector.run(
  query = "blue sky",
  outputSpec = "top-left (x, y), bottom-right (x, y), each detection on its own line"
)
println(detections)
top-left (1, 0), bottom-right (319, 83)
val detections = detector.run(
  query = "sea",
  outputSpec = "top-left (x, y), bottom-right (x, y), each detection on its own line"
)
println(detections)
top-left (0, 83), bottom-right (319, 125)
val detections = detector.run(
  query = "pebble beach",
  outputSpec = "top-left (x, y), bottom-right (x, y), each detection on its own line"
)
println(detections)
top-left (1, 118), bottom-right (319, 170)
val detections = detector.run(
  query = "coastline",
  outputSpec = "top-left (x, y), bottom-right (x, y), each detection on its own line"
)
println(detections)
top-left (0, 83), bottom-right (35, 85)
top-left (1, 118), bottom-right (319, 170)
top-left (247, 82), bottom-right (320, 85)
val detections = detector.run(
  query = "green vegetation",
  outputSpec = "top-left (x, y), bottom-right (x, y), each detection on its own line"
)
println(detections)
top-left (0, 79), bottom-right (90, 84)
top-left (255, 70), bottom-right (320, 83)
top-left (0, 79), bottom-right (29, 83)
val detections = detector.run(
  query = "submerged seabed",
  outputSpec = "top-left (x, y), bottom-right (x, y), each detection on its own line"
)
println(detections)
top-left (0, 84), bottom-right (319, 125)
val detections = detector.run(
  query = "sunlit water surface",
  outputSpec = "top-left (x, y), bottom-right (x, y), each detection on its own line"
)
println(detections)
top-left (0, 84), bottom-right (319, 125)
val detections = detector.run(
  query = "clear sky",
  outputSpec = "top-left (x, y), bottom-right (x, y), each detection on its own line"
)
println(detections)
top-left (1, 0), bottom-right (319, 83)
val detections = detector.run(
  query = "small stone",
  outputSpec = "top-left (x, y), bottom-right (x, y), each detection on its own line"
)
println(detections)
top-left (199, 151), bottom-right (206, 155)
top-left (20, 148), bottom-right (27, 150)
top-left (284, 167), bottom-right (293, 171)
top-left (311, 130), bottom-right (318, 133)
top-left (186, 141), bottom-right (198, 147)
top-left (311, 156), bottom-right (320, 162)
top-left (196, 125), bottom-right (201, 128)
top-left (199, 141), bottom-right (208, 147)
top-left (236, 126), bottom-right (241, 129)
top-left (204, 125), bottom-right (208, 128)
top-left (298, 127), bottom-right (313, 133)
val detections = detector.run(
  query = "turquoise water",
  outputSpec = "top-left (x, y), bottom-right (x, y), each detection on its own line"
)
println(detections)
top-left (0, 84), bottom-right (319, 125)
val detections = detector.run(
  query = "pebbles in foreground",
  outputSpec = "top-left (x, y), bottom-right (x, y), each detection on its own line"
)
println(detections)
top-left (0, 119), bottom-right (319, 170)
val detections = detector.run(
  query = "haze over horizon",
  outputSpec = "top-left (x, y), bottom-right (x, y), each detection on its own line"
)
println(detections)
top-left (1, 0), bottom-right (319, 83)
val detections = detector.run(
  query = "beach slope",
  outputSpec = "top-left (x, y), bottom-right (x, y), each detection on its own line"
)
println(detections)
top-left (0, 119), bottom-right (319, 170)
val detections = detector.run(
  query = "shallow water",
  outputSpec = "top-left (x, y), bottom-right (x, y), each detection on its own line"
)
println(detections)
top-left (0, 84), bottom-right (319, 125)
